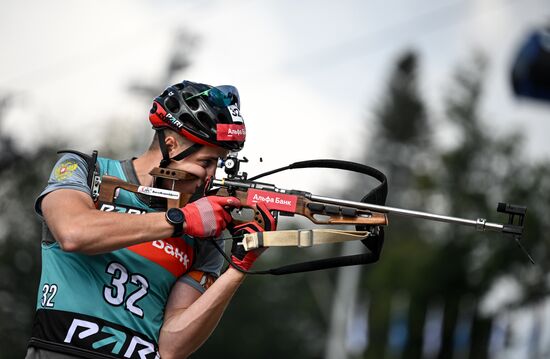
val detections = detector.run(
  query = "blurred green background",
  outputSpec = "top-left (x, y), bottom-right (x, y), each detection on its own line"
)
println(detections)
top-left (1, 1), bottom-right (549, 358)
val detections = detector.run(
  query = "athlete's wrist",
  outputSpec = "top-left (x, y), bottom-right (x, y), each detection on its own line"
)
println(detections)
top-left (165, 208), bottom-right (185, 237)
top-left (224, 266), bottom-right (246, 282)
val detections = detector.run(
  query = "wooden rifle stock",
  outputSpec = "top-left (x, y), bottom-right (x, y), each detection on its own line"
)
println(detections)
top-left (215, 185), bottom-right (388, 228)
top-left (96, 167), bottom-right (198, 208)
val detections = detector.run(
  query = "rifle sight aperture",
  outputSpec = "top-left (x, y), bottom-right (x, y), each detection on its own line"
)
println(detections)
top-left (219, 155), bottom-right (248, 179)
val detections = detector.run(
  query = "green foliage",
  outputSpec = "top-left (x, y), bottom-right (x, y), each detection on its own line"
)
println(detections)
top-left (357, 50), bottom-right (550, 359)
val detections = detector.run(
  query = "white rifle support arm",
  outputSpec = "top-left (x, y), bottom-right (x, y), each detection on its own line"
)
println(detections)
top-left (241, 229), bottom-right (372, 251)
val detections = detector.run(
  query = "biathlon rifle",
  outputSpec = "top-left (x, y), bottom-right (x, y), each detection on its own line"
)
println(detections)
top-left (205, 155), bottom-right (534, 274)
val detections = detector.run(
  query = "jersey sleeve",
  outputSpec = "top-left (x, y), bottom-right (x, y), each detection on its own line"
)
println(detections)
top-left (178, 238), bottom-right (225, 294)
top-left (34, 153), bottom-right (91, 217)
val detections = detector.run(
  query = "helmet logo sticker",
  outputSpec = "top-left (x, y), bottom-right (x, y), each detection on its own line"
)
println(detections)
top-left (228, 105), bottom-right (243, 124)
top-left (217, 124), bottom-right (246, 142)
top-left (165, 113), bottom-right (184, 129)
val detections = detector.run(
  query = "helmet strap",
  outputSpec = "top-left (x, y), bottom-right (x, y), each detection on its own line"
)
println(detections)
top-left (171, 143), bottom-right (203, 162)
top-left (156, 129), bottom-right (203, 168)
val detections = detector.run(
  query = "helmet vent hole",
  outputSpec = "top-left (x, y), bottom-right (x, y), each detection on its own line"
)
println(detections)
top-left (183, 92), bottom-right (199, 110)
top-left (165, 97), bottom-right (180, 113)
top-left (197, 111), bottom-right (216, 129)
top-left (173, 83), bottom-right (185, 90)
top-left (179, 112), bottom-right (195, 125)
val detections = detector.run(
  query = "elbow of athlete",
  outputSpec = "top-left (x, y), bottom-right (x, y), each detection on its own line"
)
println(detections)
top-left (55, 226), bottom-right (89, 253)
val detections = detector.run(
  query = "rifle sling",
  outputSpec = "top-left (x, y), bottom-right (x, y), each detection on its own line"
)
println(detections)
top-left (218, 158), bottom-right (389, 275)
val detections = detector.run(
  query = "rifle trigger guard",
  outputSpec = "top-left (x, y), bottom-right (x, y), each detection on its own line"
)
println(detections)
top-left (297, 230), bottom-right (313, 248)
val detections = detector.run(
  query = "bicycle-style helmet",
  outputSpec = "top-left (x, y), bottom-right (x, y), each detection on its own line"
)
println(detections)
top-left (149, 80), bottom-right (246, 167)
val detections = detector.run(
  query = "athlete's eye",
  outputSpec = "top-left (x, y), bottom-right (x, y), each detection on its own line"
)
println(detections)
top-left (199, 159), bottom-right (215, 168)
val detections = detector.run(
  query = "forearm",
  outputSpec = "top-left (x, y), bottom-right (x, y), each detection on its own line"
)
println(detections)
top-left (52, 209), bottom-right (173, 254)
top-left (159, 268), bottom-right (246, 358)
top-left (42, 189), bottom-right (174, 254)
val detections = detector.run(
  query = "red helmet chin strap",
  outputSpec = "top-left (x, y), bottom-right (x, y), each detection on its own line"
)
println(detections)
top-left (156, 129), bottom-right (203, 168)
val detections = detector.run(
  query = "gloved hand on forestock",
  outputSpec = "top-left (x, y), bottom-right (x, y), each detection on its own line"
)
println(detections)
top-left (230, 202), bottom-right (276, 271)
top-left (181, 196), bottom-right (241, 238)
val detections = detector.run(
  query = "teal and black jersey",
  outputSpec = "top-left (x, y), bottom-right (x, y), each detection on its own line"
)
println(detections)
top-left (29, 154), bottom-right (223, 359)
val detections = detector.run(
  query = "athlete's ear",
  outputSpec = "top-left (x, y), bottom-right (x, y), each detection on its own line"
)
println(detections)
top-left (164, 135), bottom-right (179, 156)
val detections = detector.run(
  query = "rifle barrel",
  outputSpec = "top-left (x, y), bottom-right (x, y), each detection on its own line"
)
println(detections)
top-left (309, 194), bottom-right (505, 233)
top-left (212, 178), bottom-right (505, 233)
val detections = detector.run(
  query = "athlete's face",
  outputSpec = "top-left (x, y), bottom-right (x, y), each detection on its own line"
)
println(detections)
top-left (167, 144), bottom-right (229, 194)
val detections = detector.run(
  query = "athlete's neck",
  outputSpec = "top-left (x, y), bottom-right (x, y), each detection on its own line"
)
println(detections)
top-left (132, 150), bottom-right (162, 186)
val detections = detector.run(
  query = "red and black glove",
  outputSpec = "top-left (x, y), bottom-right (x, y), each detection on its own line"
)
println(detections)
top-left (181, 196), bottom-right (241, 238)
top-left (230, 202), bottom-right (277, 271)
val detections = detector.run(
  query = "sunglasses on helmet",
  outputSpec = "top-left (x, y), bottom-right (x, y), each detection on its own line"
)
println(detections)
top-left (185, 85), bottom-right (240, 108)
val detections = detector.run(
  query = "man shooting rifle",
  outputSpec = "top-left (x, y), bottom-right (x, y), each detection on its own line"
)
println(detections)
top-left (27, 80), bottom-right (273, 359)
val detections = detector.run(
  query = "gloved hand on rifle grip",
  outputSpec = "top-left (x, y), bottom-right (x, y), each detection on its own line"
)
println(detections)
top-left (181, 196), bottom-right (241, 238)
top-left (230, 202), bottom-right (276, 271)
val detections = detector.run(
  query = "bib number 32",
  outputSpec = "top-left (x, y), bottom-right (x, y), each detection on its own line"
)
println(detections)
top-left (41, 283), bottom-right (58, 308)
top-left (103, 262), bottom-right (150, 318)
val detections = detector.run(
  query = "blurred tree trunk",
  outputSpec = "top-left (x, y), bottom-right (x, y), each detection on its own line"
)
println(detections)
top-left (437, 295), bottom-right (460, 359)
top-left (468, 308), bottom-right (491, 359)
top-left (402, 294), bottom-right (428, 359)
top-left (351, 49), bottom-right (437, 359)
top-left (364, 290), bottom-right (391, 359)
top-left (325, 243), bottom-right (362, 359)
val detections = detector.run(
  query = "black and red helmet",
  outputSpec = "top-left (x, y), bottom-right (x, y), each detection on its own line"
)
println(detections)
top-left (149, 80), bottom-right (246, 151)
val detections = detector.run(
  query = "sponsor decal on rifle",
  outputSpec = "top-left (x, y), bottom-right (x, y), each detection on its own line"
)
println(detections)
top-left (54, 160), bottom-right (79, 181)
top-left (217, 124), bottom-right (246, 142)
top-left (137, 186), bottom-right (180, 200)
top-left (247, 189), bottom-right (298, 212)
